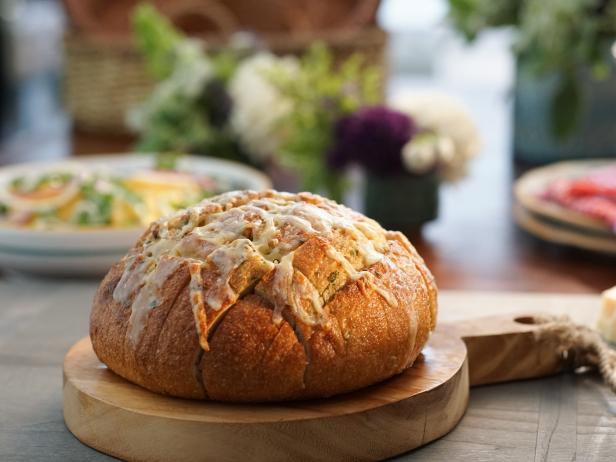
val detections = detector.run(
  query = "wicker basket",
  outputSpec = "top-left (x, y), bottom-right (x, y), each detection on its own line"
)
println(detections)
top-left (63, 1), bottom-right (387, 135)
top-left (64, 35), bottom-right (155, 134)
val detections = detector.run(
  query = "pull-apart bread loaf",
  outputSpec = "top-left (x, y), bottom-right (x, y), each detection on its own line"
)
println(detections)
top-left (90, 190), bottom-right (437, 402)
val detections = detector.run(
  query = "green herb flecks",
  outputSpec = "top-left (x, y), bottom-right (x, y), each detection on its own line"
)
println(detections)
top-left (154, 152), bottom-right (181, 171)
top-left (71, 181), bottom-right (114, 226)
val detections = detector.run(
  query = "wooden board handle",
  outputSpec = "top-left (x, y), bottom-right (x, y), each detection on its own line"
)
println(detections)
top-left (443, 313), bottom-right (569, 387)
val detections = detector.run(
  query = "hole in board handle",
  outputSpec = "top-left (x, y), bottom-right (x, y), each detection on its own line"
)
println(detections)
top-left (514, 316), bottom-right (547, 325)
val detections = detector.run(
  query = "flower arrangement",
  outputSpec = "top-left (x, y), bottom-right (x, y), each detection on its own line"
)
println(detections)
top-left (129, 4), bottom-right (480, 207)
top-left (447, 0), bottom-right (616, 138)
top-left (391, 91), bottom-right (482, 181)
top-left (327, 93), bottom-right (480, 229)
top-left (328, 92), bottom-right (481, 183)
top-left (129, 4), bottom-right (380, 199)
top-left (268, 44), bottom-right (381, 201)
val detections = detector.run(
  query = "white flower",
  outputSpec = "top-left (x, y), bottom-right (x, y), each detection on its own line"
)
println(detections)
top-left (229, 53), bottom-right (299, 163)
top-left (390, 91), bottom-right (481, 181)
top-left (401, 133), bottom-right (439, 174)
top-left (171, 39), bottom-right (213, 97)
top-left (436, 135), bottom-right (456, 165)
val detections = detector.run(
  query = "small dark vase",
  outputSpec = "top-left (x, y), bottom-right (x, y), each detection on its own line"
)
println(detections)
top-left (513, 55), bottom-right (616, 165)
top-left (364, 172), bottom-right (439, 231)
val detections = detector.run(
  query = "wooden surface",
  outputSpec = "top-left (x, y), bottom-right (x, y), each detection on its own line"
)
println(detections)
top-left (2, 276), bottom-right (616, 461)
top-left (453, 313), bottom-right (567, 387)
top-left (63, 330), bottom-right (468, 462)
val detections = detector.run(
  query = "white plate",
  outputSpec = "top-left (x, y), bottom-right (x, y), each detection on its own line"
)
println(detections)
top-left (514, 204), bottom-right (616, 256)
top-left (0, 154), bottom-right (271, 276)
top-left (514, 160), bottom-right (615, 235)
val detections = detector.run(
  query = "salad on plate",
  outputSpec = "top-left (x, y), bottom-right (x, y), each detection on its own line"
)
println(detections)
top-left (0, 153), bottom-right (271, 275)
top-left (0, 156), bottom-right (222, 230)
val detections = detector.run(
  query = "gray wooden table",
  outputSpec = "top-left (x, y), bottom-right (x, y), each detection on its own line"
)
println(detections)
top-left (1, 275), bottom-right (615, 461)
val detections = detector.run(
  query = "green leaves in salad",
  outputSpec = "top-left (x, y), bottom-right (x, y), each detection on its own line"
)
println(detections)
top-left (111, 178), bottom-right (144, 208)
top-left (154, 152), bottom-right (181, 171)
top-left (72, 181), bottom-right (115, 226)
top-left (170, 189), bottom-right (214, 211)
top-left (2, 163), bottom-right (222, 229)
top-left (10, 172), bottom-right (73, 194)
top-left (9, 177), bottom-right (25, 192)
top-left (71, 178), bottom-right (147, 227)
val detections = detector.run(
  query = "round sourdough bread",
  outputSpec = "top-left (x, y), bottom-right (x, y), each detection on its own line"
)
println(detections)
top-left (90, 190), bottom-right (437, 402)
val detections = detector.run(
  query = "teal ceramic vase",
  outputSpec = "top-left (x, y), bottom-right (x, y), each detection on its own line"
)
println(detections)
top-left (514, 56), bottom-right (616, 165)
top-left (364, 172), bottom-right (439, 231)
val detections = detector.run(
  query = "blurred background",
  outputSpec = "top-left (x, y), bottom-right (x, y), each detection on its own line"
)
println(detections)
top-left (0, 0), bottom-right (614, 292)
top-left (1, 0), bottom-right (506, 164)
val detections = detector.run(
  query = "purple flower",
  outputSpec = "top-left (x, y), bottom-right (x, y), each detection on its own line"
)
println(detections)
top-left (327, 106), bottom-right (415, 174)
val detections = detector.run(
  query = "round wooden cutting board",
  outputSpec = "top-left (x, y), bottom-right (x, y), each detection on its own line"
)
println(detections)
top-left (63, 327), bottom-right (468, 462)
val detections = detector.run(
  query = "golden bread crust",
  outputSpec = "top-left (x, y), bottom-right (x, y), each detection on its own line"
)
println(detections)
top-left (90, 190), bottom-right (437, 402)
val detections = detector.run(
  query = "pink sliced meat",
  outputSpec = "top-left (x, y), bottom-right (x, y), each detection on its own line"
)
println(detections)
top-left (567, 165), bottom-right (616, 199)
top-left (542, 164), bottom-right (616, 232)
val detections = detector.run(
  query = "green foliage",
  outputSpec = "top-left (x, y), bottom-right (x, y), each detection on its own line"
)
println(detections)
top-left (134, 89), bottom-right (213, 153)
top-left (132, 5), bottom-right (382, 194)
top-left (154, 152), bottom-right (180, 170)
top-left (551, 70), bottom-right (582, 139)
top-left (516, 0), bottom-right (605, 75)
top-left (210, 50), bottom-right (241, 83)
top-left (133, 3), bottom-right (181, 79)
top-left (448, 0), bottom-right (616, 138)
top-left (131, 4), bottom-right (247, 163)
top-left (448, 0), bottom-right (520, 40)
top-left (134, 98), bottom-right (248, 163)
top-left (270, 44), bottom-right (381, 201)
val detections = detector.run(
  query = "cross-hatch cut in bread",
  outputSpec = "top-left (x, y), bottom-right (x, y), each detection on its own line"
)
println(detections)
top-left (90, 190), bottom-right (437, 402)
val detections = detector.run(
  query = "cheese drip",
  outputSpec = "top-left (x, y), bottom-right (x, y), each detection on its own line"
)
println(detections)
top-left (113, 254), bottom-right (147, 305)
top-left (112, 192), bottom-right (397, 348)
top-left (270, 252), bottom-right (325, 326)
top-left (189, 261), bottom-right (208, 350)
top-left (204, 239), bottom-right (263, 311)
top-left (326, 246), bottom-right (398, 307)
top-left (126, 256), bottom-right (182, 344)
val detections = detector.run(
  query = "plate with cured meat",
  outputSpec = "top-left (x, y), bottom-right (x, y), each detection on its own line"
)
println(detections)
top-left (514, 160), bottom-right (616, 254)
